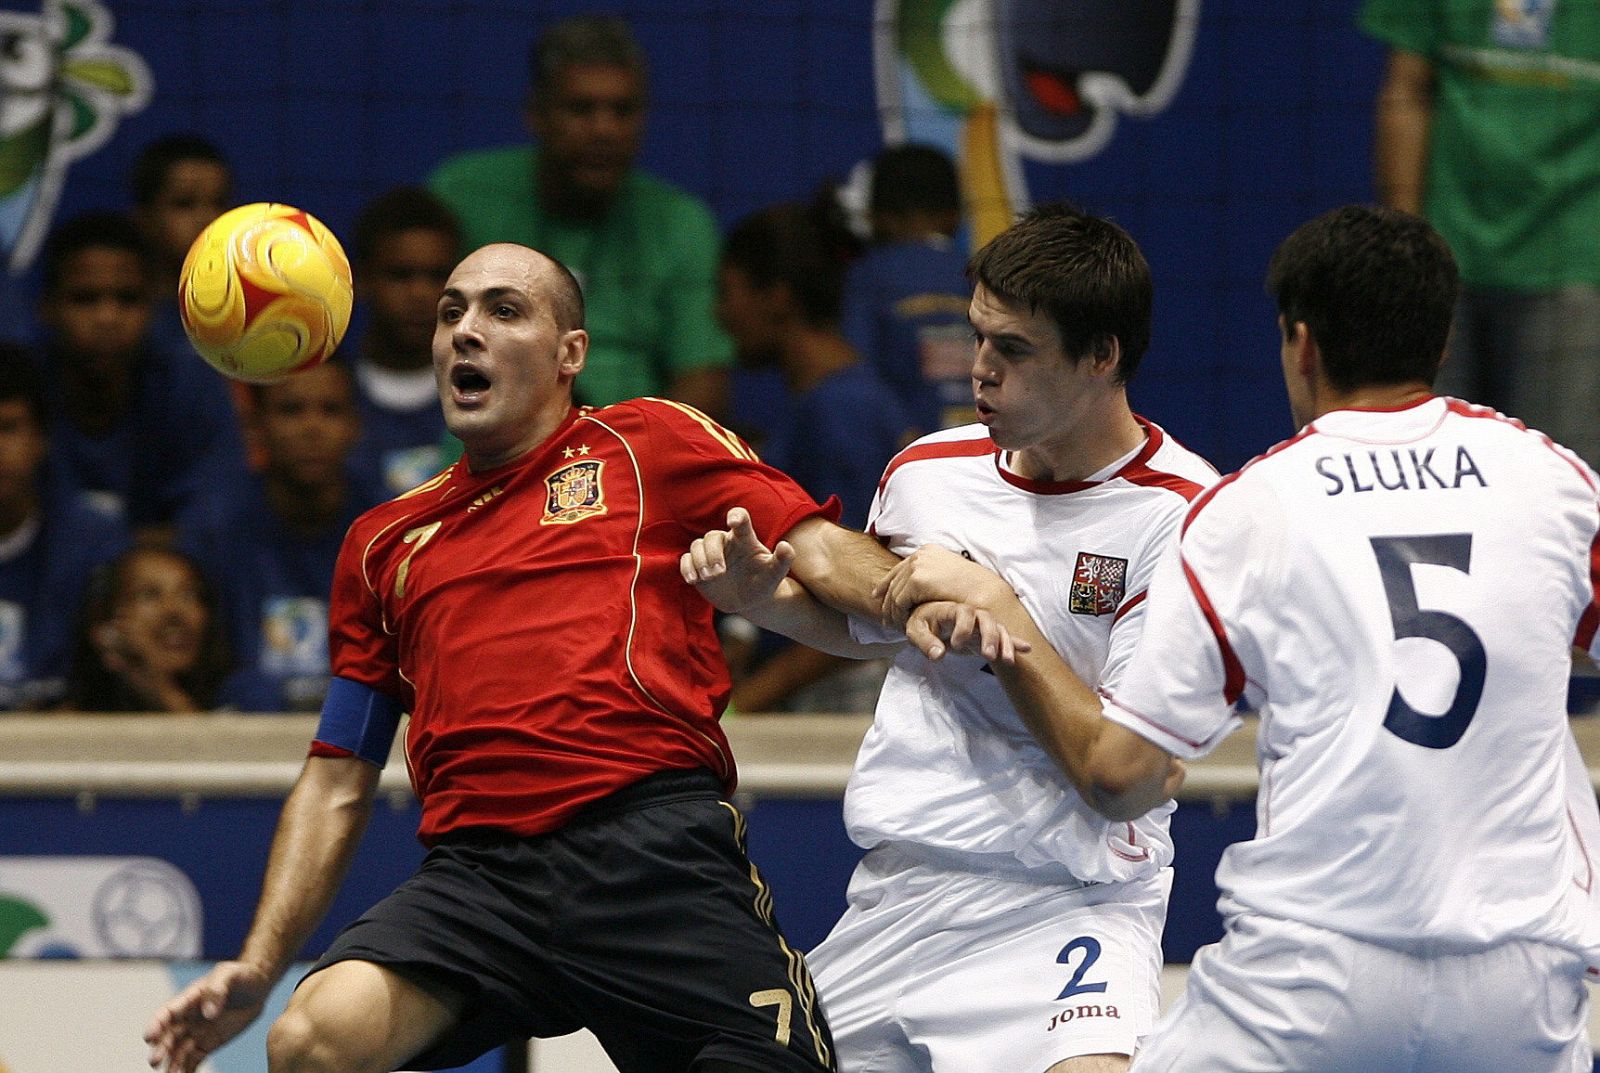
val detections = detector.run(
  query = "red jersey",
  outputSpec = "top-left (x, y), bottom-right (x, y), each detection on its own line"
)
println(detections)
top-left (321, 399), bottom-right (838, 844)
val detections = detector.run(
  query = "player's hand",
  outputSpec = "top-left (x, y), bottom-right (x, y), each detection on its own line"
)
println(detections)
top-left (144, 960), bottom-right (272, 1073)
top-left (681, 507), bottom-right (796, 614)
top-left (874, 545), bottom-right (1015, 626)
top-left (904, 600), bottom-right (1029, 664)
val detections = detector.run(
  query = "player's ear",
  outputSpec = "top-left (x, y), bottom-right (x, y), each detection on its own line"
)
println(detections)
top-left (557, 328), bottom-right (587, 378)
top-left (1089, 335), bottom-right (1121, 378)
top-left (1283, 317), bottom-right (1316, 379)
top-left (1273, 316), bottom-right (1312, 380)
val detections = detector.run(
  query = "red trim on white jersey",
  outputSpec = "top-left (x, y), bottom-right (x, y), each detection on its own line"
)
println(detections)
top-left (1112, 589), bottom-right (1146, 624)
top-left (1580, 531), bottom-right (1600, 651)
top-left (1099, 688), bottom-right (1212, 751)
top-left (1336, 394), bottom-right (1441, 414)
top-left (992, 420), bottom-right (1165, 494)
top-left (1120, 419), bottom-right (1214, 500)
top-left (1109, 822), bottom-right (1151, 862)
top-left (1163, 426), bottom-right (1317, 690)
top-left (1183, 555), bottom-right (1246, 704)
top-left (1444, 397), bottom-right (1598, 490)
top-left (877, 435), bottom-right (997, 492)
top-left (878, 418), bottom-right (1212, 503)
top-left (995, 462), bottom-right (1097, 495)
top-left (1440, 398), bottom-right (1600, 646)
top-left (1181, 425), bottom-right (1317, 536)
top-left (1119, 467), bottom-right (1209, 501)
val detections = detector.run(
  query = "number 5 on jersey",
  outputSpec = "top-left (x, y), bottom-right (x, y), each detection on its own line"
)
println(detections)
top-left (1371, 533), bottom-right (1486, 749)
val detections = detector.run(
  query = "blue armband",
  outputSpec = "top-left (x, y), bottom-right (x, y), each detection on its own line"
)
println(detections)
top-left (314, 677), bottom-right (403, 767)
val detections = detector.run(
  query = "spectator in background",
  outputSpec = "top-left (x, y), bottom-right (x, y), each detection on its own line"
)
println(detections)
top-left (842, 143), bottom-right (974, 435)
top-left (428, 15), bottom-right (732, 420)
top-left (1362, 0), bottom-right (1600, 466)
top-left (177, 361), bottom-right (381, 711)
top-left (61, 545), bottom-right (235, 713)
top-left (129, 134), bottom-right (234, 358)
top-left (720, 204), bottom-right (911, 529)
top-left (345, 187), bottom-right (459, 495)
top-left (36, 211), bottom-right (245, 541)
top-left (0, 343), bottom-right (127, 710)
top-left (714, 202), bottom-right (913, 713)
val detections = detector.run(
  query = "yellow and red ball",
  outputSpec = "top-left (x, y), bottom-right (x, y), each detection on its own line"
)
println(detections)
top-left (178, 202), bottom-right (353, 383)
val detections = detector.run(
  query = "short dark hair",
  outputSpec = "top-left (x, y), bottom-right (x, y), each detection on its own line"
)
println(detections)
top-left (0, 340), bottom-right (47, 430)
top-left (535, 249), bottom-right (585, 332)
top-left (351, 186), bottom-right (461, 267)
top-left (966, 202), bottom-right (1152, 382)
top-left (129, 133), bottom-right (230, 207)
top-left (1266, 204), bottom-right (1458, 392)
top-left (871, 143), bottom-right (961, 217)
top-left (722, 203), bottom-right (852, 327)
top-left (41, 211), bottom-right (152, 295)
top-left (529, 15), bottom-right (647, 99)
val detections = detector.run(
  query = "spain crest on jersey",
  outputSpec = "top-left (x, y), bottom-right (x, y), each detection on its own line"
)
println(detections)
top-left (1069, 551), bottom-right (1127, 616)
top-left (542, 459), bottom-right (606, 524)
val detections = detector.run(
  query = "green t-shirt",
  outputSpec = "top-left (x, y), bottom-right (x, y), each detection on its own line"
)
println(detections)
top-left (1360, 0), bottom-right (1600, 288)
top-left (428, 146), bottom-right (733, 406)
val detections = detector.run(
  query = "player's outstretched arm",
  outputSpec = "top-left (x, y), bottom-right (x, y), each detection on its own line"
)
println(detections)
top-left (683, 508), bottom-right (897, 657)
top-left (781, 514), bottom-right (907, 622)
top-left (682, 507), bottom-right (798, 614)
top-left (144, 754), bottom-right (380, 1072)
top-left (685, 511), bottom-right (1026, 661)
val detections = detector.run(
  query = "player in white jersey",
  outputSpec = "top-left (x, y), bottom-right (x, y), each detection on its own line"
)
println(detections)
top-left (684, 204), bottom-right (1217, 1073)
top-left (884, 205), bottom-right (1600, 1072)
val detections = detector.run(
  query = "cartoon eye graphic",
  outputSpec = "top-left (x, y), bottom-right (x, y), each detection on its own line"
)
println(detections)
top-left (998, 0), bottom-right (1187, 145)
top-left (875, 0), bottom-right (1198, 245)
top-left (0, 25), bottom-right (51, 93)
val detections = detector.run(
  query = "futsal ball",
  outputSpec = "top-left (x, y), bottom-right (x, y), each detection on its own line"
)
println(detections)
top-left (178, 202), bottom-right (353, 383)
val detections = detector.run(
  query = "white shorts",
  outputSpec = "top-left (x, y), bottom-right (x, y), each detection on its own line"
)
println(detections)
top-left (1133, 913), bottom-right (1594, 1073)
top-left (807, 844), bottom-right (1170, 1073)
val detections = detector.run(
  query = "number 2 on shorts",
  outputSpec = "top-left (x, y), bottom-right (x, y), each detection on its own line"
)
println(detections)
top-left (1055, 936), bottom-right (1108, 1000)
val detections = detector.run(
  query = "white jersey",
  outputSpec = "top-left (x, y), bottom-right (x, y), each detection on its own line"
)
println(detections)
top-left (846, 419), bottom-right (1218, 884)
top-left (1103, 396), bottom-right (1600, 959)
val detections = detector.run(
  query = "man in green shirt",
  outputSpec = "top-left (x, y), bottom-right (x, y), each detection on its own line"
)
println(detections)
top-left (1362, 0), bottom-right (1600, 466)
top-left (428, 15), bottom-right (731, 421)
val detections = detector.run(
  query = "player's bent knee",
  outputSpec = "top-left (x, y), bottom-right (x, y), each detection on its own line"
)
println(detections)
top-left (265, 1006), bottom-right (354, 1073)
top-left (266, 984), bottom-right (398, 1073)
top-left (266, 1012), bottom-right (393, 1073)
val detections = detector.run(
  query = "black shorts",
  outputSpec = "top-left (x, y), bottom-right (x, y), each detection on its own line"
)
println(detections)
top-left (308, 769), bottom-right (836, 1073)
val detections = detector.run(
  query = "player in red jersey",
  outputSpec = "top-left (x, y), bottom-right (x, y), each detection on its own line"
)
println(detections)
top-left (143, 243), bottom-right (936, 1073)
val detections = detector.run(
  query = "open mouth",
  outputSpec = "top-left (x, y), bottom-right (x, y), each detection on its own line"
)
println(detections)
top-left (450, 362), bottom-right (491, 400)
top-left (154, 624), bottom-right (199, 653)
